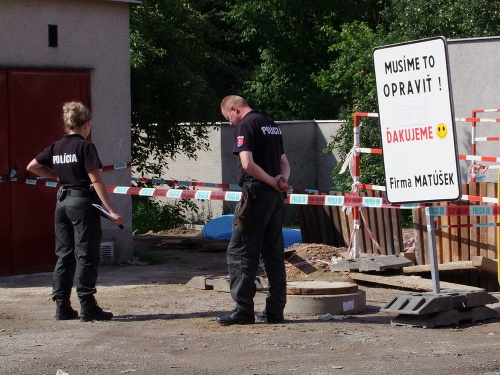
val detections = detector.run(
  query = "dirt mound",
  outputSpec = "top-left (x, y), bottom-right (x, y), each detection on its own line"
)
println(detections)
top-left (142, 227), bottom-right (203, 237)
top-left (284, 243), bottom-right (351, 282)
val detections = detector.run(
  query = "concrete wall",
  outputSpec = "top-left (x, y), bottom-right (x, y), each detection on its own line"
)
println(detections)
top-left (163, 120), bottom-right (342, 223)
top-left (0, 0), bottom-right (133, 262)
top-left (448, 37), bottom-right (500, 183)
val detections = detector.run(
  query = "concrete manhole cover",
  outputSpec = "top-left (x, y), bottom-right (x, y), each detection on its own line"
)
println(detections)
top-left (286, 281), bottom-right (358, 295)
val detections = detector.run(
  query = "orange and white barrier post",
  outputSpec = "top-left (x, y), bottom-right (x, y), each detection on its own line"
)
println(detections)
top-left (351, 113), bottom-right (362, 258)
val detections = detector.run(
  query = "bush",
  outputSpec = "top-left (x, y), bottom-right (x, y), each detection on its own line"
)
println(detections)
top-left (132, 195), bottom-right (195, 235)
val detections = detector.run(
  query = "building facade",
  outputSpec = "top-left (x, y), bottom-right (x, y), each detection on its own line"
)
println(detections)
top-left (0, 0), bottom-right (135, 275)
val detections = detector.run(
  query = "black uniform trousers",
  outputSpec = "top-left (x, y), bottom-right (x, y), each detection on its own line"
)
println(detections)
top-left (52, 195), bottom-right (102, 302)
top-left (227, 180), bottom-right (286, 317)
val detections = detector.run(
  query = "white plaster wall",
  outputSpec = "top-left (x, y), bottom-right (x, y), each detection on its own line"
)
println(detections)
top-left (163, 120), bottom-right (342, 223)
top-left (448, 37), bottom-right (500, 183)
top-left (0, 0), bottom-right (133, 262)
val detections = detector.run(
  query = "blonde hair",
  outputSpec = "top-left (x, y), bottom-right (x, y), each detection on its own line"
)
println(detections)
top-left (221, 95), bottom-right (249, 112)
top-left (62, 102), bottom-right (91, 131)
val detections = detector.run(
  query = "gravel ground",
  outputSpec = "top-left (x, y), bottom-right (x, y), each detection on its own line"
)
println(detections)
top-left (0, 236), bottom-right (499, 375)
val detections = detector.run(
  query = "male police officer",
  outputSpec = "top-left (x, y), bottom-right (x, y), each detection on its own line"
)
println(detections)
top-left (217, 95), bottom-right (291, 325)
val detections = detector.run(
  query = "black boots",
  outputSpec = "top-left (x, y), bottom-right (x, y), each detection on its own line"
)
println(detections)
top-left (55, 300), bottom-right (79, 320)
top-left (216, 312), bottom-right (255, 325)
top-left (255, 309), bottom-right (284, 323)
top-left (79, 296), bottom-right (113, 322)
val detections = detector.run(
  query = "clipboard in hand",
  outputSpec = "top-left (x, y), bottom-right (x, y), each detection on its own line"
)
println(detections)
top-left (92, 204), bottom-right (124, 229)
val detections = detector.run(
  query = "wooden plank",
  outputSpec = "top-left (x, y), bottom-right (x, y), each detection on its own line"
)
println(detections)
top-left (366, 191), bottom-right (378, 254)
top-left (349, 272), bottom-right (483, 291)
top-left (412, 207), bottom-right (426, 265)
top-left (365, 190), bottom-right (378, 254)
top-left (434, 204), bottom-right (443, 263)
top-left (467, 184), bottom-right (482, 287)
top-left (315, 202), bottom-right (331, 244)
top-left (391, 208), bottom-right (403, 255)
top-left (478, 183), bottom-right (490, 259)
top-left (358, 191), bottom-right (371, 254)
top-left (295, 206), bottom-right (309, 243)
top-left (328, 204), bottom-right (344, 247)
top-left (320, 206), bottom-right (333, 245)
top-left (374, 192), bottom-right (387, 256)
top-left (450, 200), bottom-right (460, 262)
top-left (339, 192), bottom-right (351, 246)
top-left (360, 207), bottom-right (373, 254)
top-left (468, 182), bottom-right (481, 259)
top-left (403, 261), bottom-right (475, 273)
top-left (459, 198), bottom-right (471, 262)
top-left (382, 205), bottom-right (392, 255)
top-left (472, 256), bottom-right (498, 275)
top-left (486, 183), bottom-right (497, 260)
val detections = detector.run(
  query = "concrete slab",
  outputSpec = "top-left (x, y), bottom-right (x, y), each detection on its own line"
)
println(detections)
top-left (381, 290), bottom-right (500, 315)
top-left (186, 275), bottom-right (268, 292)
top-left (358, 255), bottom-right (414, 272)
top-left (381, 293), bottom-right (454, 315)
top-left (185, 275), bottom-right (214, 290)
top-left (331, 255), bottom-right (413, 272)
top-left (284, 289), bottom-right (366, 315)
top-left (390, 306), bottom-right (498, 328)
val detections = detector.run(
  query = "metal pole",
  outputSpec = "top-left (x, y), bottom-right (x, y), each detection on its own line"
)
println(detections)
top-left (352, 113), bottom-right (361, 258)
top-left (425, 207), bottom-right (441, 294)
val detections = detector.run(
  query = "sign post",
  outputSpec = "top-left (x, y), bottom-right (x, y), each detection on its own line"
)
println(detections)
top-left (374, 36), bottom-right (461, 295)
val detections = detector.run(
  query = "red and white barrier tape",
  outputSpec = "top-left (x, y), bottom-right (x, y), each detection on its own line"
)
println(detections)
top-left (105, 185), bottom-right (422, 208)
top-left (357, 183), bottom-right (386, 191)
top-left (456, 117), bottom-right (500, 123)
top-left (356, 147), bottom-right (382, 154)
top-left (132, 177), bottom-right (341, 195)
top-left (133, 177), bottom-right (241, 190)
top-left (426, 204), bottom-right (500, 217)
top-left (285, 259), bottom-right (334, 268)
top-left (359, 209), bottom-right (382, 254)
top-left (339, 147), bottom-right (356, 175)
top-left (473, 109), bottom-right (500, 113)
top-left (1, 162), bottom-right (131, 184)
top-left (436, 222), bottom-right (500, 229)
top-left (354, 112), bottom-right (379, 117)
top-left (353, 111), bottom-right (500, 122)
top-left (460, 154), bottom-right (500, 163)
top-left (101, 162), bottom-right (131, 171)
top-left (351, 145), bottom-right (500, 165)
top-left (475, 137), bottom-right (500, 142)
top-left (467, 162), bottom-right (488, 183)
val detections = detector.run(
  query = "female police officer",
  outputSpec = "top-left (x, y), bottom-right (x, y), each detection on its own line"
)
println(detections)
top-left (27, 102), bottom-right (123, 322)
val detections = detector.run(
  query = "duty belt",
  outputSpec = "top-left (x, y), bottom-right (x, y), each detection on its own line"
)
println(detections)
top-left (64, 188), bottom-right (94, 198)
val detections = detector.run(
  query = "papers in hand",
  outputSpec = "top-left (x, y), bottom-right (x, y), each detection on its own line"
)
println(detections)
top-left (92, 204), bottom-right (124, 229)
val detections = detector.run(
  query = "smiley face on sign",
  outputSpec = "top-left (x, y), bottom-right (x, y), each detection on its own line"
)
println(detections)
top-left (436, 123), bottom-right (448, 139)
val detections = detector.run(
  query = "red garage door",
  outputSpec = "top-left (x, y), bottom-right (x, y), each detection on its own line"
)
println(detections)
top-left (0, 69), bottom-right (90, 275)
top-left (0, 71), bottom-right (11, 276)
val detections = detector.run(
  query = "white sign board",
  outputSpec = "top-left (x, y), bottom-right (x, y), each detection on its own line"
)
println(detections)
top-left (373, 36), bottom-right (461, 204)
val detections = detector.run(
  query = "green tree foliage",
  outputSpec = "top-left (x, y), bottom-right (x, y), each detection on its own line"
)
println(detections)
top-left (130, 1), bottom-right (226, 177)
top-left (315, 21), bottom-right (387, 190)
top-left (130, 1), bottom-right (231, 232)
top-left (316, 0), bottom-right (500, 189)
top-left (219, 0), bottom-right (386, 120)
top-left (130, 0), bottom-right (500, 194)
top-left (382, 0), bottom-right (500, 41)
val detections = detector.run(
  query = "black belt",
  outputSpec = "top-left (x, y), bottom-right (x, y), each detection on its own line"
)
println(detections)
top-left (65, 188), bottom-right (94, 198)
